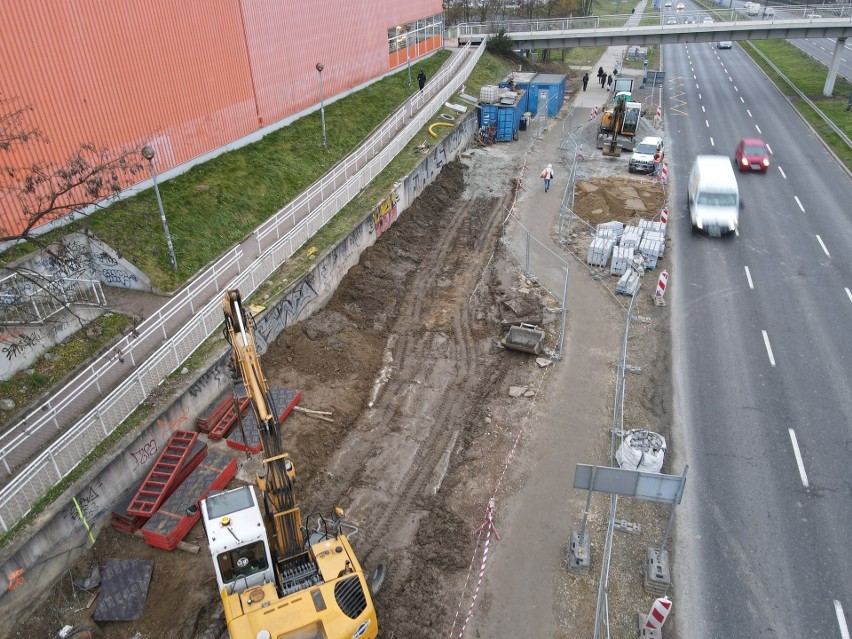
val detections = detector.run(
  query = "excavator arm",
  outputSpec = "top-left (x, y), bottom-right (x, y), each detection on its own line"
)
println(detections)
top-left (222, 289), bottom-right (303, 557)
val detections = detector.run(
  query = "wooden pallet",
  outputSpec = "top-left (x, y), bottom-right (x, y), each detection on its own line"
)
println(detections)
top-left (126, 431), bottom-right (198, 517)
top-left (207, 396), bottom-right (251, 441)
top-left (227, 386), bottom-right (301, 454)
top-left (111, 441), bottom-right (208, 534)
top-left (141, 449), bottom-right (237, 551)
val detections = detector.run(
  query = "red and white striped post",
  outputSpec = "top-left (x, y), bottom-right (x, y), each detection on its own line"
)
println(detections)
top-left (658, 161), bottom-right (669, 184)
top-left (654, 105), bottom-right (662, 126)
top-left (589, 105), bottom-right (599, 120)
top-left (644, 596), bottom-right (672, 630)
top-left (659, 207), bottom-right (669, 225)
top-left (654, 270), bottom-right (669, 306)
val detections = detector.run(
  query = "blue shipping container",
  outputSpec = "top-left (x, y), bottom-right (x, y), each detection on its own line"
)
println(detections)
top-left (479, 89), bottom-right (528, 142)
top-left (527, 73), bottom-right (567, 117)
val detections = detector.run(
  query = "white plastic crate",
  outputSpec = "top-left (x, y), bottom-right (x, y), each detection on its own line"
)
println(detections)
top-left (480, 85), bottom-right (499, 103)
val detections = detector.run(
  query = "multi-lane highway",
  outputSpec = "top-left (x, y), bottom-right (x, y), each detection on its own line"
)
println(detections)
top-left (666, 36), bottom-right (852, 639)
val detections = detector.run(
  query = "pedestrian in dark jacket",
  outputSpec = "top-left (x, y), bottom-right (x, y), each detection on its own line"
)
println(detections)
top-left (607, 74), bottom-right (613, 90)
top-left (417, 70), bottom-right (427, 91)
top-left (582, 72), bottom-right (589, 91)
top-left (598, 67), bottom-right (606, 87)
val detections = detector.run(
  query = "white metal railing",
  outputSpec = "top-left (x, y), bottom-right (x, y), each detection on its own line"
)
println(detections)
top-left (0, 273), bottom-right (105, 325)
top-left (0, 41), bottom-right (485, 532)
top-left (455, 7), bottom-right (852, 37)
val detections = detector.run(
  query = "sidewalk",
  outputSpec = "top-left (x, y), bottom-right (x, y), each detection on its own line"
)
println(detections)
top-left (465, 13), bottom-right (657, 636)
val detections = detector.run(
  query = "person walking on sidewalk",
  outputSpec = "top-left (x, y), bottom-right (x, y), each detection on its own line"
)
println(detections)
top-left (607, 74), bottom-right (613, 90)
top-left (417, 69), bottom-right (427, 92)
top-left (541, 163), bottom-right (554, 193)
top-left (582, 72), bottom-right (589, 91)
top-left (598, 67), bottom-right (606, 88)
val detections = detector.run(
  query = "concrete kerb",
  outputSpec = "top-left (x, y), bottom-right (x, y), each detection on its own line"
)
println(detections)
top-left (0, 111), bottom-right (480, 634)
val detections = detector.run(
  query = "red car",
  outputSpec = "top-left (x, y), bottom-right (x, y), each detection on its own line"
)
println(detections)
top-left (735, 138), bottom-right (770, 172)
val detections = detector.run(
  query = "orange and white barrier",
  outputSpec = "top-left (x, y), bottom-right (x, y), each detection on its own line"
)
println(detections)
top-left (589, 105), bottom-right (599, 120)
top-left (644, 596), bottom-right (672, 630)
top-left (654, 271), bottom-right (669, 306)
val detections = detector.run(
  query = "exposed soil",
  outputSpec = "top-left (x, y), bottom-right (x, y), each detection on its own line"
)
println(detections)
top-left (11, 124), bottom-right (673, 638)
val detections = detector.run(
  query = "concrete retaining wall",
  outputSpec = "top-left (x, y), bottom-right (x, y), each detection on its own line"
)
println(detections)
top-left (0, 111), bottom-right (477, 634)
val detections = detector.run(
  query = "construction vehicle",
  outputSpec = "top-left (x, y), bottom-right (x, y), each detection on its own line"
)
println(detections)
top-left (597, 86), bottom-right (642, 157)
top-left (200, 289), bottom-right (382, 639)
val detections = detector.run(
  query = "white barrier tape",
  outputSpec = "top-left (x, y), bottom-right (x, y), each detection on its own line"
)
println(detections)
top-left (448, 367), bottom-right (551, 638)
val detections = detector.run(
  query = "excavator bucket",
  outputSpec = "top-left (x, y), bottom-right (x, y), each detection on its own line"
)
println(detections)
top-left (602, 145), bottom-right (622, 157)
top-left (502, 323), bottom-right (546, 354)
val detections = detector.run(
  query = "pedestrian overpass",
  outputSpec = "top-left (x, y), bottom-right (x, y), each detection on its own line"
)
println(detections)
top-left (453, 6), bottom-right (852, 94)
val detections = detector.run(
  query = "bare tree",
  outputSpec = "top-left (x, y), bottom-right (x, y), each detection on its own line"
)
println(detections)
top-left (1, 97), bottom-right (146, 247)
top-left (1, 95), bottom-right (146, 362)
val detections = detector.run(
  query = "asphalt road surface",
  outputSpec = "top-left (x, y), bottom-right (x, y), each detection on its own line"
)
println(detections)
top-left (664, 39), bottom-right (852, 638)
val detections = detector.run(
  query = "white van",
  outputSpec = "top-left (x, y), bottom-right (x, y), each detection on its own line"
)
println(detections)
top-left (688, 156), bottom-right (740, 236)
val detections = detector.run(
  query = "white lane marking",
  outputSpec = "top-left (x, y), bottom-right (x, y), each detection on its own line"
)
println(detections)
top-left (789, 429), bottom-right (809, 488)
top-left (710, 137), bottom-right (715, 147)
top-left (740, 96), bottom-right (745, 103)
top-left (755, 124), bottom-right (762, 134)
top-left (766, 143), bottom-right (773, 154)
top-left (702, 105), bottom-right (706, 112)
top-left (747, 109), bottom-right (753, 117)
top-left (794, 196), bottom-right (805, 212)
top-left (734, 226), bottom-right (740, 237)
top-left (779, 166), bottom-right (787, 179)
top-left (706, 119), bottom-right (710, 127)
top-left (836, 600), bottom-right (851, 639)
top-left (762, 330), bottom-right (776, 367)
top-left (745, 266), bottom-right (754, 289)
top-left (697, 83), bottom-right (700, 89)
top-left (698, 93), bottom-right (702, 99)
top-left (846, 288), bottom-right (852, 304)
top-left (816, 235), bottom-right (831, 257)
top-left (734, 85), bottom-right (739, 92)
top-left (694, 74), bottom-right (697, 79)
top-left (729, 76), bottom-right (733, 82)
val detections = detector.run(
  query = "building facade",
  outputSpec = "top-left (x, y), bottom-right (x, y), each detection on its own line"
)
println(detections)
top-left (0, 0), bottom-right (443, 237)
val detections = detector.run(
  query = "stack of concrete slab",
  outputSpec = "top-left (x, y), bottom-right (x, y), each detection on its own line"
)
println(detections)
top-left (596, 221), bottom-right (624, 239)
top-left (587, 236), bottom-right (615, 267)
top-left (620, 225), bottom-right (643, 250)
top-left (610, 246), bottom-right (634, 276)
top-left (616, 269), bottom-right (640, 296)
top-left (638, 219), bottom-right (665, 235)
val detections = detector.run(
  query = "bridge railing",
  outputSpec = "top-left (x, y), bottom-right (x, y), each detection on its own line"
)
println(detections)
top-left (455, 6), bottom-right (851, 38)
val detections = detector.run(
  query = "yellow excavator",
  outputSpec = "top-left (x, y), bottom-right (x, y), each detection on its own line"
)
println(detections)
top-left (597, 90), bottom-right (642, 157)
top-left (200, 289), bottom-right (383, 639)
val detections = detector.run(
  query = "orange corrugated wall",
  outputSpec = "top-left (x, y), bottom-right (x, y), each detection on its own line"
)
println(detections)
top-left (0, 0), bottom-right (442, 237)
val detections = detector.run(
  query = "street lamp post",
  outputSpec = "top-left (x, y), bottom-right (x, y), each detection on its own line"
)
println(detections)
top-left (405, 27), bottom-right (412, 86)
top-left (141, 145), bottom-right (178, 271)
top-left (316, 62), bottom-right (327, 148)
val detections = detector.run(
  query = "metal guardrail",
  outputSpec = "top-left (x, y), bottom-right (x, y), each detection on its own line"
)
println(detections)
top-left (0, 41), bottom-right (486, 532)
top-left (455, 6), bottom-right (852, 37)
top-left (0, 273), bottom-right (105, 325)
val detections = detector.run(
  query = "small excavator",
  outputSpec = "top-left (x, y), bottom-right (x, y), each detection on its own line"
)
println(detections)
top-left (200, 289), bottom-right (383, 639)
top-left (597, 87), bottom-right (642, 157)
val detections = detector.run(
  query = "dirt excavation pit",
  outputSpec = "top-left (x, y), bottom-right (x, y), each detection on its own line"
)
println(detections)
top-left (11, 140), bottom-right (674, 638)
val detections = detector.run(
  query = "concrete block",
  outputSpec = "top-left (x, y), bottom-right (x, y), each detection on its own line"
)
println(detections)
top-left (644, 547), bottom-right (671, 595)
top-left (567, 531), bottom-right (591, 575)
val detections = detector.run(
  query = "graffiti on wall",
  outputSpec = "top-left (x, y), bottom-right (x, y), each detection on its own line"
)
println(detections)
top-left (129, 438), bottom-right (158, 467)
top-left (189, 363), bottom-right (229, 398)
top-left (62, 477), bottom-right (105, 524)
top-left (254, 277), bottom-right (318, 354)
top-left (372, 191), bottom-right (398, 238)
top-left (405, 114), bottom-right (475, 202)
